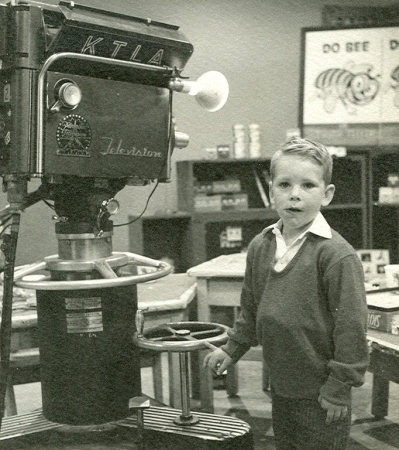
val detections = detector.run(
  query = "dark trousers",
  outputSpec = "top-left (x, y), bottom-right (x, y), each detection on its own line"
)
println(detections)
top-left (272, 394), bottom-right (351, 450)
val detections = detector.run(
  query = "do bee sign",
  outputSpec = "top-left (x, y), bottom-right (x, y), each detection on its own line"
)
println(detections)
top-left (301, 26), bottom-right (399, 146)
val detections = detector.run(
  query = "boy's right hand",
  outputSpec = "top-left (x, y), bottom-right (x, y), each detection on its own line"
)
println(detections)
top-left (203, 347), bottom-right (233, 375)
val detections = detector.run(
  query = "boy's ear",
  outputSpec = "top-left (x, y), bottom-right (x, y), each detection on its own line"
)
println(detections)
top-left (321, 184), bottom-right (335, 207)
top-left (269, 181), bottom-right (274, 203)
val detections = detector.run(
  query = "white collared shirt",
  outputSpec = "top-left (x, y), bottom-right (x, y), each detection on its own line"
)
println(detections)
top-left (264, 212), bottom-right (332, 272)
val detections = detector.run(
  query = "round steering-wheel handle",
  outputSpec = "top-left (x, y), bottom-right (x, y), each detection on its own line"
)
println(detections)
top-left (133, 321), bottom-right (229, 353)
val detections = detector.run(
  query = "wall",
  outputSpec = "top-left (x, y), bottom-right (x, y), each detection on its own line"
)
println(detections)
top-left (0, 0), bottom-right (394, 263)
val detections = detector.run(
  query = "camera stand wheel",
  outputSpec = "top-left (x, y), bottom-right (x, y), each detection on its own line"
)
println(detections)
top-left (13, 252), bottom-right (172, 290)
top-left (133, 320), bottom-right (229, 426)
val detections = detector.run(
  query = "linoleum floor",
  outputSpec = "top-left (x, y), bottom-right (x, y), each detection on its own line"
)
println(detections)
top-left (10, 358), bottom-right (399, 449)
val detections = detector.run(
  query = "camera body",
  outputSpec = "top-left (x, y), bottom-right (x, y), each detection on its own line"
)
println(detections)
top-left (0, 1), bottom-right (193, 186)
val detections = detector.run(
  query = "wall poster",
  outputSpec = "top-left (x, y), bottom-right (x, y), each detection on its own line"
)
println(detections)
top-left (300, 26), bottom-right (399, 146)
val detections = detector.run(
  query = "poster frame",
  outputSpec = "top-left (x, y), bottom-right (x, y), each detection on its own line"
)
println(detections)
top-left (299, 25), bottom-right (399, 148)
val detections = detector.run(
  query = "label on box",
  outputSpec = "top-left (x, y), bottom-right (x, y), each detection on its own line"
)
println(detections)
top-left (226, 226), bottom-right (242, 242)
top-left (367, 291), bottom-right (399, 333)
top-left (194, 182), bottom-right (213, 195)
top-left (221, 193), bottom-right (248, 210)
top-left (194, 195), bottom-right (222, 212)
top-left (212, 179), bottom-right (241, 194)
top-left (368, 309), bottom-right (399, 334)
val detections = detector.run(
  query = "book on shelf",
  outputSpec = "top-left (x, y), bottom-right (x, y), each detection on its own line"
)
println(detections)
top-left (253, 169), bottom-right (270, 207)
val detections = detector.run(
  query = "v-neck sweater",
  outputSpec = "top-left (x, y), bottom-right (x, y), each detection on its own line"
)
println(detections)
top-left (222, 229), bottom-right (369, 406)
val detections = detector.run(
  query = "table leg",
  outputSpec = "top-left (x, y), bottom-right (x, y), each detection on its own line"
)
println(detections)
top-left (226, 366), bottom-right (238, 397)
top-left (263, 361), bottom-right (270, 392)
top-left (4, 376), bottom-right (17, 416)
top-left (152, 353), bottom-right (163, 404)
top-left (190, 351), bottom-right (200, 400)
top-left (371, 374), bottom-right (389, 419)
top-left (168, 353), bottom-right (181, 409)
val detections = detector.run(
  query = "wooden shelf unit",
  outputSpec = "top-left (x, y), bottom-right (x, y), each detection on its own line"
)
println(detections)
top-left (177, 155), bottom-right (370, 257)
top-left (370, 151), bottom-right (399, 263)
top-left (128, 212), bottom-right (192, 273)
top-left (128, 154), bottom-right (375, 272)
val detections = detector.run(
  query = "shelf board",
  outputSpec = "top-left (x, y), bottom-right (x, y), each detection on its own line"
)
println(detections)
top-left (323, 203), bottom-right (364, 210)
top-left (141, 211), bottom-right (192, 221)
top-left (192, 208), bottom-right (279, 223)
top-left (183, 158), bottom-right (270, 164)
top-left (373, 202), bottom-right (399, 208)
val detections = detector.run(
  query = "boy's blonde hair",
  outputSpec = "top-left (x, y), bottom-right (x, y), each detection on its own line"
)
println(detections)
top-left (270, 137), bottom-right (333, 185)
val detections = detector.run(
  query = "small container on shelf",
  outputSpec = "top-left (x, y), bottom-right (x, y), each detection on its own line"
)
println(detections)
top-left (217, 144), bottom-right (231, 159)
top-left (221, 193), bottom-right (248, 210)
top-left (233, 124), bottom-right (247, 159)
top-left (194, 195), bottom-right (222, 212)
top-left (194, 181), bottom-right (213, 195)
top-left (204, 147), bottom-right (218, 160)
top-left (249, 123), bottom-right (261, 158)
top-left (387, 173), bottom-right (399, 187)
top-left (378, 186), bottom-right (399, 204)
top-left (212, 179), bottom-right (241, 194)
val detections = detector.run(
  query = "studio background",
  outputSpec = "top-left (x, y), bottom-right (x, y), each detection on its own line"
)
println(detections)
top-left (1, 0), bottom-right (393, 264)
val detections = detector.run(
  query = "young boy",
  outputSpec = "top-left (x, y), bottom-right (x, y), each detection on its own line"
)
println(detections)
top-left (204, 137), bottom-right (369, 450)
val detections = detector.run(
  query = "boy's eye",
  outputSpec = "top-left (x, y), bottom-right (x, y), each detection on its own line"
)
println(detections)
top-left (278, 182), bottom-right (290, 188)
top-left (303, 182), bottom-right (316, 189)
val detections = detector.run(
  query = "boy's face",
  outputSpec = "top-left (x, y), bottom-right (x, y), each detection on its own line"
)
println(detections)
top-left (269, 154), bottom-right (335, 241)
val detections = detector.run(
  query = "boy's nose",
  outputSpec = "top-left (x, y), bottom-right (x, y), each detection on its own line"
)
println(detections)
top-left (290, 186), bottom-right (301, 200)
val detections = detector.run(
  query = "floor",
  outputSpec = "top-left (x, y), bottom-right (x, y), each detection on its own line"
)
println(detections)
top-left (8, 357), bottom-right (399, 449)
top-left (209, 361), bottom-right (399, 450)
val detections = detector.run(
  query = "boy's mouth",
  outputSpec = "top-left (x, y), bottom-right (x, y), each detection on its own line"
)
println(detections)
top-left (285, 207), bottom-right (301, 212)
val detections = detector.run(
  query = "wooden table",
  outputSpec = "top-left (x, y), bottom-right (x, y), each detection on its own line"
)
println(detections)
top-left (188, 253), bottom-right (265, 414)
top-left (367, 328), bottom-right (399, 419)
top-left (0, 273), bottom-right (197, 413)
top-left (188, 253), bottom-right (399, 418)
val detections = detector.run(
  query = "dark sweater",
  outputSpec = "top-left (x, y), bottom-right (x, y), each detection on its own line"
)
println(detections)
top-left (222, 229), bottom-right (369, 406)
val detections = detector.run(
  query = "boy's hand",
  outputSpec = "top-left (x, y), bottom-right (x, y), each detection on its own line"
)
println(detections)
top-left (318, 395), bottom-right (348, 424)
top-left (203, 347), bottom-right (233, 375)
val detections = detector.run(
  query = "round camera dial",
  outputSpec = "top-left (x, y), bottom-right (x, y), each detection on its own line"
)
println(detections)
top-left (58, 82), bottom-right (82, 109)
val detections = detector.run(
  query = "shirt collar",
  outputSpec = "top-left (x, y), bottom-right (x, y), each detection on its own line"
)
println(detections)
top-left (263, 212), bottom-right (332, 239)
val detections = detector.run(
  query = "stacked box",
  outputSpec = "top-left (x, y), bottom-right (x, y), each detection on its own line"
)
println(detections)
top-left (367, 292), bottom-right (399, 334)
top-left (356, 249), bottom-right (389, 283)
top-left (194, 195), bottom-right (222, 212)
top-left (212, 179), bottom-right (241, 194)
top-left (221, 193), bottom-right (248, 210)
top-left (194, 182), bottom-right (213, 195)
top-left (379, 186), bottom-right (399, 204)
top-left (368, 308), bottom-right (399, 334)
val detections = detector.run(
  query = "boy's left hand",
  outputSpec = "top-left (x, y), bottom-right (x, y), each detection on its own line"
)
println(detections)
top-left (318, 395), bottom-right (348, 424)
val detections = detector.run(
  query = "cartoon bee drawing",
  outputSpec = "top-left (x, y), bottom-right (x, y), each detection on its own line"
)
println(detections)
top-left (390, 65), bottom-right (399, 108)
top-left (314, 62), bottom-right (380, 114)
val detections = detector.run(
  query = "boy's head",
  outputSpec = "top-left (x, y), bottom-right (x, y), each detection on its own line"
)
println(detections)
top-left (269, 137), bottom-right (335, 241)
top-left (270, 137), bottom-right (333, 185)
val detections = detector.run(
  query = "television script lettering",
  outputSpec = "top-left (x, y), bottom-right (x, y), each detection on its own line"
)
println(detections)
top-left (100, 137), bottom-right (162, 158)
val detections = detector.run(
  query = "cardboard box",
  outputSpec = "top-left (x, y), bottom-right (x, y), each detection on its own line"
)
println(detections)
top-left (367, 292), bottom-right (399, 334)
top-left (221, 193), bottom-right (248, 210)
top-left (212, 179), bottom-right (241, 194)
top-left (367, 308), bottom-right (399, 334)
top-left (379, 186), bottom-right (399, 204)
top-left (194, 195), bottom-right (222, 212)
top-left (194, 182), bottom-right (213, 195)
top-left (385, 264), bottom-right (399, 288)
top-left (356, 249), bottom-right (390, 283)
